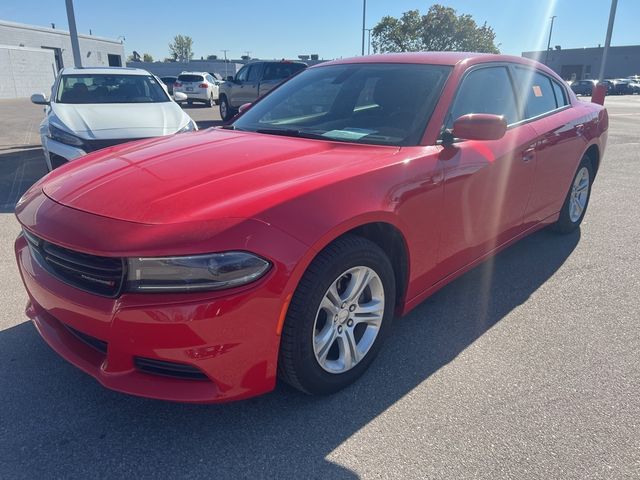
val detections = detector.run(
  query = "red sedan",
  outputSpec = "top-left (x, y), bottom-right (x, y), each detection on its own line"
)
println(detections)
top-left (14, 53), bottom-right (608, 402)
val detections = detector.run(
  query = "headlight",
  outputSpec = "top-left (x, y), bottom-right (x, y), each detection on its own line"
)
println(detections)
top-left (177, 120), bottom-right (197, 133)
top-left (48, 124), bottom-right (85, 147)
top-left (126, 252), bottom-right (271, 292)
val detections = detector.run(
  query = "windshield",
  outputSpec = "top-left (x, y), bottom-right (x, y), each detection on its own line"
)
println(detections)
top-left (233, 63), bottom-right (451, 146)
top-left (56, 74), bottom-right (170, 104)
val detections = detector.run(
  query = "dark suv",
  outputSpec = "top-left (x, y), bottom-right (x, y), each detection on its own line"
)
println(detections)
top-left (218, 60), bottom-right (307, 120)
top-left (570, 79), bottom-right (597, 96)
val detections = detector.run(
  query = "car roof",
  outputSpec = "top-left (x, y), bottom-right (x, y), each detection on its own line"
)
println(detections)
top-left (317, 52), bottom-right (547, 69)
top-left (179, 72), bottom-right (209, 76)
top-left (61, 67), bottom-right (152, 76)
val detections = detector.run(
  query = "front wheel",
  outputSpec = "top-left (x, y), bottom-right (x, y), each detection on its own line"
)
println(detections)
top-left (550, 155), bottom-right (594, 234)
top-left (278, 235), bottom-right (396, 395)
top-left (219, 96), bottom-right (235, 121)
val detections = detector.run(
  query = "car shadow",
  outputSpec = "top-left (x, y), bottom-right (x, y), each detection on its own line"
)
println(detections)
top-left (0, 228), bottom-right (580, 477)
top-left (0, 147), bottom-right (47, 213)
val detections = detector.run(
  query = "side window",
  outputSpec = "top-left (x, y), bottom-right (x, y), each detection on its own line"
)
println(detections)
top-left (447, 66), bottom-right (519, 129)
top-left (514, 68), bottom-right (557, 118)
top-left (246, 65), bottom-right (261, 82)
top-left (206, 75), bottom-right (214, 84)
top-left (551, 79), bottom-right (567, 107)
top-left (236, 66), bottom-right (249, 82)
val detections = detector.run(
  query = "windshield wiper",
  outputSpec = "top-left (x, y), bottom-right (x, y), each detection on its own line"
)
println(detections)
top-left (254, 128), bottom-right (328, 140)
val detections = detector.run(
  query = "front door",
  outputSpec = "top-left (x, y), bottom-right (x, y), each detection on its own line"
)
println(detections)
top-left (436, 65), bottom-right (538, 277)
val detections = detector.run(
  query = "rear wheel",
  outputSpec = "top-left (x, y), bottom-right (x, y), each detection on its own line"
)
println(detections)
top-left (208, 93), bottom-right (215, 107)
top-left (278, 235), bottom-right (396, 395)
top-left (187, 100), bottom-right (193, 107)
top-left (550, 155), bottom-right (594, 234)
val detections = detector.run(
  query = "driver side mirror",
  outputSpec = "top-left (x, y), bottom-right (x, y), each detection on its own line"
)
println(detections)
top-left (31, 93), bottom-right (49, 105)
top-left (238, 102), bottom-right (252, 114)
top-left (449, 114), bottom-right (507, 143)
top-left (226, 75), bottom-right (235, 82)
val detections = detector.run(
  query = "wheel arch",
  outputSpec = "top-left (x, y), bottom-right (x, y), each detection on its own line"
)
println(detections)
top-left (584, 143), bottom-right (600, 177)
top-left (280, 214), bottom-right (412, 323)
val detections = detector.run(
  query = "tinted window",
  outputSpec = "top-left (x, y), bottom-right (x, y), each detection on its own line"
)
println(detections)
top-left (514, 68), bottom-right (557, 118)
top-left (447, 66), bottom-right (518, 128)
top-left (234, 63), bottom-right (451, 146)
top-left (205, 75), bottom-right (215, 83)
top-left (246, 65), bottom-right (261, 82)
top-left (551, 79), bottom-right (567, 107)
top-left (178, 74), bottom-right (204, 83)
top-left (57, 74), bottom-right (169, 104)
top-left (161, 77), bottom-right (176, 85)
top-left (263, 62), bottom-right (306, 81)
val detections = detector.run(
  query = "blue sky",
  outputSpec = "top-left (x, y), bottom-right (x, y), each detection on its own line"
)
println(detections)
top-left (1, 1), bottom-right (638, 60)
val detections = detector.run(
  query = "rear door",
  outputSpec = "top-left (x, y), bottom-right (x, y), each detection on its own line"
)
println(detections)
top-left (514, 67), bottom-right (586, 223)
top-left (436, 65), bottom-right (539, 276)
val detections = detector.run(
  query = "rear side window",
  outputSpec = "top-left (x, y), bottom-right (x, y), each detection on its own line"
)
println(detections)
top-left (514, 68), bottom-right (557, 118)
top-left (178, 74), bottom-right (204, 83)
top-left (551, 79), bottom-right (568, 107)
top-left (246, 65), bottom-right (261, 82)
top-left (262, 63), bottom-right (306, 81)
top-left (447, 66), bottom-right (519, 128)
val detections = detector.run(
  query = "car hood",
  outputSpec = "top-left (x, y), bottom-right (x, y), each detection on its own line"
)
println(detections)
top-left (42, 128), bottom-right (400, 224)
top-left (50, 101), bottom-right (190, 139)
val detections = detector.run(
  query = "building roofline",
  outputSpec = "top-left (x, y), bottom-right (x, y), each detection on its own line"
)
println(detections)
top-left (0, 19), bottom-right (123, 45)
top-left (523, 44), bottom-right (640, 55)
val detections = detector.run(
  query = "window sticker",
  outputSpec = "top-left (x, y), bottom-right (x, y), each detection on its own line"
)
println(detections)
top-left (532, 85), bottom-right (543, 97)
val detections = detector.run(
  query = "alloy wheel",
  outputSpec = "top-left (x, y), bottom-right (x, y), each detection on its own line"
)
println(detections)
top-left (569, 166), bottom-right (590, 222)
top-left (312, 266), bottom-right (384, 374)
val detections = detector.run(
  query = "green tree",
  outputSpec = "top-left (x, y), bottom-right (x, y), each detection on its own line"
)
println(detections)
top-left (169, 34), bottom-right (194, 62)
top-left (372, 4), bottom-right (499, 54)
top-left (142, 53), bottom-right (153, 62)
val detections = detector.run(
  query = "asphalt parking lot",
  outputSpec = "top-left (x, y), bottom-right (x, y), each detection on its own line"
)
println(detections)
top-left (0, 96), bottom-right (638, 479)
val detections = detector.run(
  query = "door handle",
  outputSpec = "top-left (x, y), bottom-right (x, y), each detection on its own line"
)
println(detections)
top-left (522, 147), bottom-right (536, 163)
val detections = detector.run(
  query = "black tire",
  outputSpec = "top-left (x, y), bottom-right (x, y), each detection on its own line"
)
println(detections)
top-left (278, 235), bottom-right (396, 395)
top-left (550, 154), bottom-right (594, 234)
top-left (187, 100), bottom-right (193, 107)
top-left (219, 95), bottom-right (235, 121)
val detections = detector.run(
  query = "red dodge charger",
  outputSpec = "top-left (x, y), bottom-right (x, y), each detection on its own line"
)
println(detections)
top-left (15, 53), bottom-right (608, 402)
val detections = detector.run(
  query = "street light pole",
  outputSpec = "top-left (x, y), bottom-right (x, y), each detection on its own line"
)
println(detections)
top-left (545, 15), bottom-right (556, 65)
top-left (361, 0), bottom-right (366, 55)
top-left (65, 0), bottom-right (82, 68)
top-left (598, 0), bottom-right (618, 82)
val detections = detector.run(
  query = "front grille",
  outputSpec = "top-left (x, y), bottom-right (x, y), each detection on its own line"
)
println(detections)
top-left (134, 357), bottom-right (208, 381)
top-left (23, 230), bottom-right (125, 297)
top-left (49, 153), bottom-right (68, 169)
top-left (66, 325), bottom-right (108, 354)
top-left (83, 138), bottom-right (143, 153)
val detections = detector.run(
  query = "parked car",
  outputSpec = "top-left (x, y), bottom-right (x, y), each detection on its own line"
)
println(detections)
top-left (218, 60), bottom-right (307, 120)
top-left (15, 53), bottom-right (608, 403)
top-left (173, 72), bottom-right (220, 107)
top-left (160, 76), bottom-right (178, 95)
top-left (570, 79), bottom-right (597, 96)
top-left (601, 79), bottom-right (638, 95)
top-left (30, 67), bottom-right (197, 171)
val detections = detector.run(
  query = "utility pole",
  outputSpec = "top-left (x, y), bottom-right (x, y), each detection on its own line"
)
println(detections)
top-left (544, 15), bottom-right (556, 65)
top-left (361, 0), bottom-right (366, 55)
top-left (65, 0), bottom-right (82, 68)
top-left (598, 0), bottom-right (618, 81)
top-left (221, 49), bottom-right (229, 78)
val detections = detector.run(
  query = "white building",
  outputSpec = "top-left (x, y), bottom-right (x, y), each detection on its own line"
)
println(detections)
top-left (0, 20), bottom-right (125, 99)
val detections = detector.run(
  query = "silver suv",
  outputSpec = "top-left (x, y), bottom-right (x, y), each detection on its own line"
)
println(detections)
top-left (174, 72), bottom-right (221, 107)
top-left (218, 61), bottom-right (307, 120)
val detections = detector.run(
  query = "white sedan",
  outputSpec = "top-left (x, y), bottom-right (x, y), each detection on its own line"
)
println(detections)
top-left (31, 67), bottom-right (197, 171)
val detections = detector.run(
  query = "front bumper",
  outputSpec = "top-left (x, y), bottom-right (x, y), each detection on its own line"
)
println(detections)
top-left (15, 233), bottom-right (287, 403)
top-left (41, 135), bottom-right (86, 171)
